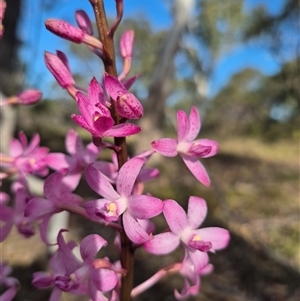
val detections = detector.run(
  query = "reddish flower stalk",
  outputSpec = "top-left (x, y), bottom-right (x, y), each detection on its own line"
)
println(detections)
top-left (90, 1), bottom-right (133, 301)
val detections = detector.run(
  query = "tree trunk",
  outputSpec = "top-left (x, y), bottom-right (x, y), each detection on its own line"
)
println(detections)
top-left (135, 0), bottom-right (195, 155)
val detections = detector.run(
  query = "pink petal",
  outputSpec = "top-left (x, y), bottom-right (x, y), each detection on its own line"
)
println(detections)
top-left (181, 154), bottom-right (210, 186)
top-left (75, 10), bottom-right (93, 35)
top-left (84, 199), bottom-right (108, 221)
top-left (44, 51), bottom-right (75, 88)
top-left (0, 286), bottom-right (18, 301)
top-left (66, 129), bottom-right (84, 156)
top-left (193, 139), bottom-right (218, 158)
top-left (195, 227), bottom-right (230, 251)
top-left (122, 75), bottom-right (139, 90)
top-left (187, 196), bottom-right (207, 229)
top-left (89, 283), bottom-right (109, 301)
top-left (105, 123), bottom-right (141, 137)
top-left (80, 234), bottom-right (107, 264)
top-left (32, 272), bottom-right (54, 287)
top-left (117, 157), bottom-right (145, 196)
top-left (128, 195), bottom-right (163, 219)
top-left (60, 192), bottom-right (83, 205)
top-left (85, 164), bottom-right (120, 200)
top-left (56, 50), bottom-right (71, 73)
top-left (143, 232), bottom-right (180, 255)
top-left (123, 211), bottom-right (152, 244)
top-left (90, 268), bottom-right (118, 292)
top-left (24, 133), bottom-right (40, 156)
top-left (104, 74), bottom-right (127, 100)
top-left (18, 131), bottom-right (28, 148)
top-left (57, 230), bottom-right (82, 273)
top-left (177, 110), bottom-right (190, 142)
top-left (46, 153), bottom-right (71, 170)
top-left (76, 92), bottom-right (95, 125)
top-left (40, 214), bottom-right (55, 245)
top-left (62, 172), bottom-right (82, 191)
top-left (151, 138), bottom-right (178, 157)
top-left (24, 197), bottom-right (56, 219)
top-left (44, 172), bottom-right (66, 200)
top-left (163, 200), bottom-right (188, 235)
top-left (49, 288), bottom-right (63, 301)
top-left (10, 138), bottom-right (23, 157)
top-left (186, 106), bottom-right (201, 141)
top-left (188, 249), bottom-right (209, 272)
top-left (71, 115), bottom-right (94, 135)
top-left (83, 142), bottom-right (101, 163)
top-left (88, 77), bottom-right (105, 106)
top-left (0, 192), bottom-right (9, 204)
top-left (93, 116), bottom-right (115, 136)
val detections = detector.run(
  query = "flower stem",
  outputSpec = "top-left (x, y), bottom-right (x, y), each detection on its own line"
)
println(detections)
top-left (130, 264), bottom-right (180, 298)
top-left (90, 1), bottom-right (133, 300)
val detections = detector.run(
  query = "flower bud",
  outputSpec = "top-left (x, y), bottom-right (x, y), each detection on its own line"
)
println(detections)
top-left (56, 50), bottom-right (71, 73)
top-left (18, 89), bottom-right (42, 105)
top-left (45, 19), bottom-right (85, 43)
top-left (75, 10), bottom-right (93, 35)
top-left (44, 51), bottom-right (75, 88)
top-left (45, 19), bottom-right (102, 49)
top-left (120, 30), bottom-right (134, 58)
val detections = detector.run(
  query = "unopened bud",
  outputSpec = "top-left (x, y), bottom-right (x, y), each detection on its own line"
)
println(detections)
top-left (18, 89), bottom-right (42, 105)
top-left (45, 19), bottom-right (102, 49)
top-left (44, 51), bottom-right (75, 88)
top-left (120, 30), bottom-right (134, 58)
top-left (45, 19), bottom-right (85, 43)
top-left (75, 10), bottom-right (93, 35)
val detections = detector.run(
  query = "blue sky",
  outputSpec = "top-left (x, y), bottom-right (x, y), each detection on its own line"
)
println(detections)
top-left (18, 0), bottom-right (290, 99)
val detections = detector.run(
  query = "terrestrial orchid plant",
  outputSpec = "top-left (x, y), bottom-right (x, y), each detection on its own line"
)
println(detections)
top-left (0, 1), bottom-right (230, 301)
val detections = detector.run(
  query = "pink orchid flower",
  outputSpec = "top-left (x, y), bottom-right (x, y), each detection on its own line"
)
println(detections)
top-left (46, 129), bottom-right (101, 190)
top-left (175, 251), bottom-right (213, 300)
top-left (33, 230), bottom-right (118, 301)
top-left (71, 78), bottom-right (141, 142)
top-left (0, 132), bottom-right (50, 177)
top-left (144, 196), bottom-right (230, 272)
top-left (24, 172), bottom-right (83, 244)
top-left (0, 179), bottom-right (35, 242)
top-left (151, 106), bottom-right (218, 186)
top-left (84, 157), bottom-right (163, 243)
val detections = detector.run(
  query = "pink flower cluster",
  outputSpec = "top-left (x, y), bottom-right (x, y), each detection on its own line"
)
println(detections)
top-left (0, 3), bottom-right (230, 301)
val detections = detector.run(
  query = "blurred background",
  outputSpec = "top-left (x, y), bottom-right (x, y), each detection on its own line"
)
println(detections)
top-left (0, 0), bottom-right (299, 300)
